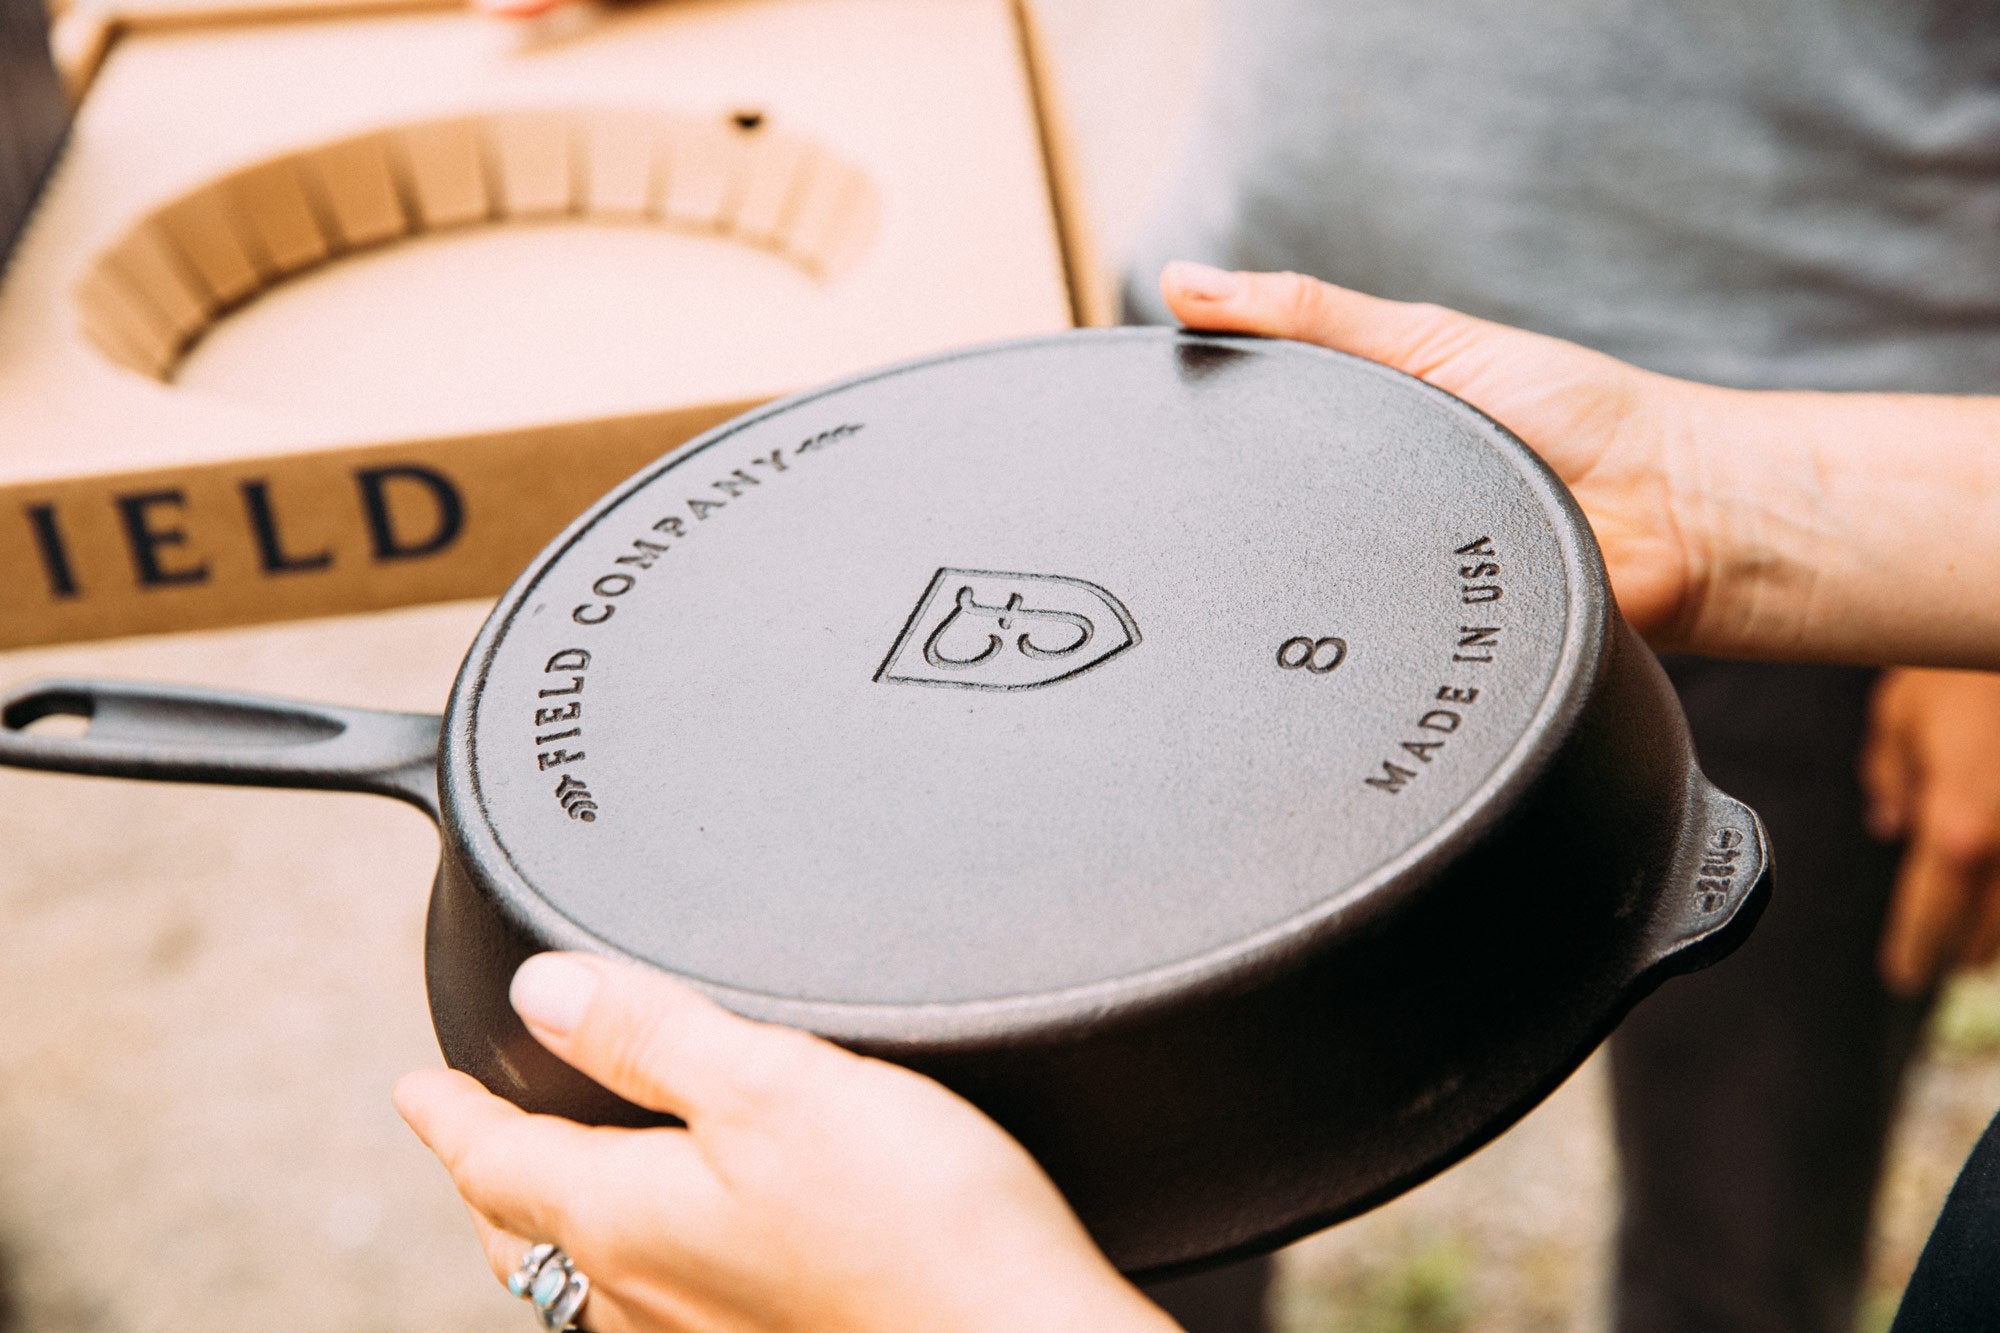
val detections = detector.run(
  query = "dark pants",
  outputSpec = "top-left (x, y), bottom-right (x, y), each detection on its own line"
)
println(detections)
top-left (1611, 659), bottom-right (1931, 1333)
top-left (1890, 1105), bottom-right (2000, 1331)
top-left (1141, 1258), bottom-right (1273, 1333)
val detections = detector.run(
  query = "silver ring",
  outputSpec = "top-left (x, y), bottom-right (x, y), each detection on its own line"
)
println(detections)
top-left (507, 1241), bottom-right (591, 1331)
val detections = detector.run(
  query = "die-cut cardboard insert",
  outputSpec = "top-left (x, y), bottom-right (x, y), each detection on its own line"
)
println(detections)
top-left (77, 108), bottom-right (879, 381)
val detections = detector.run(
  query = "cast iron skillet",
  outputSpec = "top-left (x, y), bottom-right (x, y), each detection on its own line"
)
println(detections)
top-left (0, 330), bottom-right (1768, 1276)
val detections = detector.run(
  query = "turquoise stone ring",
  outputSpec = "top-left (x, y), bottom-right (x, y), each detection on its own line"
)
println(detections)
top-left (531, 1262), bottom-right (569, 1307)
top-left (507, 1243), bottom-right (556, 1298)
top-left (505, 1242), bottom-right (591, 1331)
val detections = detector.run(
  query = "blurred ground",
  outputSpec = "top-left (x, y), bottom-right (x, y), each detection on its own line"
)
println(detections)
top-left (2, 1), bottom-right (1996, 1330)
top-left (1268, 983), bottom-right (2000, 1333)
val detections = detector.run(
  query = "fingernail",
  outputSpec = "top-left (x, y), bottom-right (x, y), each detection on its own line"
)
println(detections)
top-left (511, 954), bottom-right (599, 1037)
top-left (1164, 260), bottom-right (1241, 302)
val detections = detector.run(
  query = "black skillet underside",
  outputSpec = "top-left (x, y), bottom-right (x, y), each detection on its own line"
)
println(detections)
top-left (436, 330), bottom-right (1661, 1271)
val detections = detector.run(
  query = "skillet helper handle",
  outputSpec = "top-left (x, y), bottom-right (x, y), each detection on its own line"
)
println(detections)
top-left (1641, 782), bottom-right (1772, 977)
top-left (0, 678), bottom-right (441, 819)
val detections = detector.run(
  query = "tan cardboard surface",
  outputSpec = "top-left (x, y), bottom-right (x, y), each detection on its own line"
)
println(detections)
top-left (1015, 0), bottom-right (1111, 327)
top-left (0, 0), bottom-right (1073, 647)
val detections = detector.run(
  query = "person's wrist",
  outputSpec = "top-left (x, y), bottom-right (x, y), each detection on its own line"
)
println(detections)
top-left (954, 1245), bottom-right (1176, 1332)
top-left (1022, 1274), bottom-right (1178, 1333)
top-left (1645, 378), bottom-right (1778, 658)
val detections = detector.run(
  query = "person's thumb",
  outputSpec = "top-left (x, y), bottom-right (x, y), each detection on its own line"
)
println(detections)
top-left (1162, 263), bottom-right (1468, 367)
top-left (1157, 262), bottom-right (1643, 427)
top-left (509, 952), bottom-right (836, 1124)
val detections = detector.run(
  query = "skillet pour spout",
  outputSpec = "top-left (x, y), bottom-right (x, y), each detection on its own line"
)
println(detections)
top-left (0, 329), bottom-right (1769, 1275)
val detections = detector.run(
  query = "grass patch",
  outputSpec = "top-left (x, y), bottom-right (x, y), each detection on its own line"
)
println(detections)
top-left (1279, 1237), bottom-right (1473, 1333)
top-left (1929, 971), bottom-right (2000, 1058)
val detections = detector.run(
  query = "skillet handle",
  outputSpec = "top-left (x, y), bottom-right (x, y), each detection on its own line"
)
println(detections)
top-left (1639, 781), bottom-right (1772, 977)
top-left (0, 678), bottom-right (441, 820)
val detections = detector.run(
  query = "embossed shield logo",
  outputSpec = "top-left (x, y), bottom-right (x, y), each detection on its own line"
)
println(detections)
top-left (875, 568), bottom-right (1140, 691)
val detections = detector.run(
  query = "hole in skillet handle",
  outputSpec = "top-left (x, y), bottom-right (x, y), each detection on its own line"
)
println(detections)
top-left (1, 689), bottom-right (94, 737)
top-left (2, 683), bottom-right (347, 750)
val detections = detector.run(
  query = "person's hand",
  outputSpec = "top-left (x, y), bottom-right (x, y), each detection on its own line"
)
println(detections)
top-left (395, 952), bottom-right (1175, 1333)
top-left (1160, 261), bottom-right (1714, 645)
top-left (1864, 667), bottom-right (2000, 995)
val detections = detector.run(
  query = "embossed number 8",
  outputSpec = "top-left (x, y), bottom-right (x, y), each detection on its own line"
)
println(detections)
top-left (1277, 636), bottom-right (1347, 674)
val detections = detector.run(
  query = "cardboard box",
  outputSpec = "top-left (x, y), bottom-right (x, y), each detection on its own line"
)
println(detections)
top-left (0, 0), bottom-right (1081, 648)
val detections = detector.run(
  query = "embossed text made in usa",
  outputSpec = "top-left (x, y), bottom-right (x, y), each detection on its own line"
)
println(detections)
top-left (1453, 536), bottom-right (1504, 663)
top-left (1363, 535), bottom-right (1509, 794)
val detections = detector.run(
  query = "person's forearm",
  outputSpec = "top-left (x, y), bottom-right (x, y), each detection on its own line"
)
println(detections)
top-left (1682, 386), bottom-right (2000, 668)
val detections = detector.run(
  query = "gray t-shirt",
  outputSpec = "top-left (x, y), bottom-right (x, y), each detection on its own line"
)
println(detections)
top-left (1127, 0), bottom-right (2000, 393)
